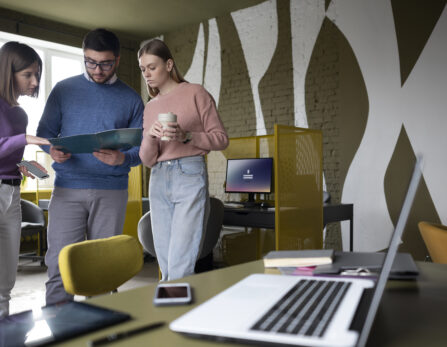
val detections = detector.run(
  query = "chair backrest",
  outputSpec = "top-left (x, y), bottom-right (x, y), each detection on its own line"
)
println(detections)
top-left (20, 199), bottom-right (45, 226)
top-left (418, 221), bottom-right (447, 264)
top-left (59, 235), bottom-right (143, 296)
top-left (137, 197), bottom-right (224, 260)
top-left (323, 191), bottom-right (331, 204)
top-left (200, 197), bottom-right (224, 258)
top-left (138, 211), bottom-right (156, 257)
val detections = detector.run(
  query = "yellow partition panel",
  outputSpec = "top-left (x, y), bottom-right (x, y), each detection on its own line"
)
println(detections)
top-left (217, 128), bottom-right (322, 265)
top-left (122, 165), bottom-right (143, 239)
top-left (274, 125), bottom-right (323, 250)
top-left (222, 135), bottom-right (275, 160)
top-left (221, 136), bottom-right (258, 159)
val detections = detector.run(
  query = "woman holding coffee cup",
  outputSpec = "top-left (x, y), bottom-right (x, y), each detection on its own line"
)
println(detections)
top-left (138, 39), bottom-right (228, 281)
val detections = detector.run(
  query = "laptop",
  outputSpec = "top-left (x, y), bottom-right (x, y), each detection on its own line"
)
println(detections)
top-left (170, 157), bottom-right (423, 347)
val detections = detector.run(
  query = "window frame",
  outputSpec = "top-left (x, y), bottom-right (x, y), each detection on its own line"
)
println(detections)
top-left (0, 31), bottom-right (83, 190)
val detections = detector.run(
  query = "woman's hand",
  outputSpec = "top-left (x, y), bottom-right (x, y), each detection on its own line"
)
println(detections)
top-left (160, 122), bottom-right (188, 142)
top-left (18, 160), bottom-right (47, 179)
top-left (147, 121), bottom-right (164, 139)
top-left (147, 121), bottom-right (188, 142)
top-left (172, 123), bottom-right (188, 142)
top-left (26, 135), bottom-right (50, 146)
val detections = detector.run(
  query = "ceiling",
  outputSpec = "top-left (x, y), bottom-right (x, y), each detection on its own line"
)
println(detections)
top-left (0, 0), bottom-right (265, 41)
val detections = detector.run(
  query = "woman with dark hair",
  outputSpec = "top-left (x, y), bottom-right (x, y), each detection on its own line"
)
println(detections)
top-left (0, 41), bottom-right (49, 318)
top-left (138, 39), bottom-right (228, 281)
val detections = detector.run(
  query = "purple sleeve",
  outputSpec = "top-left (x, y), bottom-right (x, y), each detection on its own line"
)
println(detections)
top-left (0, 133), bottom-right (27, 159)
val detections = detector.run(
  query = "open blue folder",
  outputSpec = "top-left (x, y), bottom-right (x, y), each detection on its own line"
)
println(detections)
top-left (49, 128), bottom-right (142, 154)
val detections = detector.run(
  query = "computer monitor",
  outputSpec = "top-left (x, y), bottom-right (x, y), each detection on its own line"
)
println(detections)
top-left (225, 158), bottom-right (273, 205)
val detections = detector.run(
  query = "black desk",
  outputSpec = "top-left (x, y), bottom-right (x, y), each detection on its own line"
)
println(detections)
top-left (223, 203), bottom-right (354, 251)
top-left (223, 206), bottom-right (275, 229)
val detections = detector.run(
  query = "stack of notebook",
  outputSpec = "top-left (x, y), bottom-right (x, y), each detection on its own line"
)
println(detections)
top-left (263, 249), bottom-right (334, 268)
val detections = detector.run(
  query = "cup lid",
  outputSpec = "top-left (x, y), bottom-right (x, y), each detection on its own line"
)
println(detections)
top-left (158, 112), bottom-right (177, 121)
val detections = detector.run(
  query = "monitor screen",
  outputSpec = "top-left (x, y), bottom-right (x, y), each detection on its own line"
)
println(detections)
top-left (225, 158), bottom-right (273, 195)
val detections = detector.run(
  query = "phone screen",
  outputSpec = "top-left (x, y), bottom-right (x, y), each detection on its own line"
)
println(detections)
top-left (156, 286), bottom-right (188, 298)
top-left (153, 284), bottom-right (192, 306)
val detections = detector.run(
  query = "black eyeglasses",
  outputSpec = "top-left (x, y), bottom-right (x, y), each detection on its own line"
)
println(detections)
top-left (84, 59), bottom-right (116, 71)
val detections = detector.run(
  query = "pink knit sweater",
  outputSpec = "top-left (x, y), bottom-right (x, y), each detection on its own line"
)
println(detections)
top-left (139, 83), bottom-right (229, 168)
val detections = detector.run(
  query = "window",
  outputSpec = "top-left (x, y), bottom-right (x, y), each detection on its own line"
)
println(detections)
top-left (1, 31), bottom-right (83, 189)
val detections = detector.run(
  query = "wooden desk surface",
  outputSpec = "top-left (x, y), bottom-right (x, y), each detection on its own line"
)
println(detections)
top-left (58, 261), bottom-right (447, 347)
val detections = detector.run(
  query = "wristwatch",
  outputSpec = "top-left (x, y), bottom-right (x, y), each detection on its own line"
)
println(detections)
top-left (183, 131), bottom-right (192, 144)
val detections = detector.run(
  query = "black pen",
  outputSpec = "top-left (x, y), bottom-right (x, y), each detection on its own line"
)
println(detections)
top-left (88, 321), bottom-right (165, 346)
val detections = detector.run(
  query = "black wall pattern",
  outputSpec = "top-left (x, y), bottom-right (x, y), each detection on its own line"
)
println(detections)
top-left (202, 20), bottom-right (209, 85)
top-left (305, 17), bottom-right (369, 249)
top-left (216, 14), bottom-right (256, 136)
top-left (164, 23), bottom-right (201, 78)
top-left (258, 0), bottom-right (294, 134)
top-left (391, 0), bottom-right (446, 86)
top-left (384, 126), bottom-right (440, 260)
top-left (162, 2), bottom-right (443, 258)
top-left (385, 0), bottom-right (445, 259)
top-left (337, 21), bottom-right (369, 202)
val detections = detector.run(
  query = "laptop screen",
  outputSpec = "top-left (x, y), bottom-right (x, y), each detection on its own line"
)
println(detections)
top-left (356, 156), bottom-right (422, 347)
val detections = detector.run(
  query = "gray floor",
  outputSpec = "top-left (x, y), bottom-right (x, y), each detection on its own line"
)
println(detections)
top-left (10, 257), bottom-right (160, 315)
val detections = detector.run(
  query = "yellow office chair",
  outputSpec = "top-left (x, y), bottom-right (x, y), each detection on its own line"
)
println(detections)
top-left (59, 235), bottom-right (143, 297)
top-left (418, 221), bottom-right (447, 264)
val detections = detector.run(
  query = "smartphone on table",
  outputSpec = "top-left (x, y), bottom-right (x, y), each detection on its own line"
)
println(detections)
top-left (153, 283), bottom-right (192, 306)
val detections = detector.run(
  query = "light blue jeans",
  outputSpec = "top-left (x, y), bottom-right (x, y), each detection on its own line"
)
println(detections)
top-left (149, 155), bottom-right (209, 281)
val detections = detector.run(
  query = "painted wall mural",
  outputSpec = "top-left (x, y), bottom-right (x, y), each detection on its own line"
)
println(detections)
top-left (327, 0), bottom-right (446, 256)
top-left (232, 0), bottom-right (278, 135)
top-left (155, 0), bottom-right (447, 259)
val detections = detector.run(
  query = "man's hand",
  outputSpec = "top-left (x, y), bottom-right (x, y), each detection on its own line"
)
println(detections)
top-left (50, 146), bottom-right (71, 163)
top-left (93, 149), bottom-right (125, 166)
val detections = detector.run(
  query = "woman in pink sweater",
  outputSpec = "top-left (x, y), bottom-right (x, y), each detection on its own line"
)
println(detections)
top-left (138, 39), bottom-right (228, 281)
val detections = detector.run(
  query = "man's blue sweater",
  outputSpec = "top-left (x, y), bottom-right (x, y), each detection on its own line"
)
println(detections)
top-left (37, 74), bottom-right (144, 190)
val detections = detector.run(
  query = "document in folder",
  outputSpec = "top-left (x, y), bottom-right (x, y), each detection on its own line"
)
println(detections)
top-left (49, 128), bottom-right (142, 154)
top-left (313, 251), bottom-right (419, 280)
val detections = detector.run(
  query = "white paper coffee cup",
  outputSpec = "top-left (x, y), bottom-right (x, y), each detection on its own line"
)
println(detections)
top-left (158, 112), bottom-right (177, 141)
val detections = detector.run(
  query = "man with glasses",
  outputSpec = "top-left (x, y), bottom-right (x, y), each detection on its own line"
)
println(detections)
top-left (37, 28), bottom-right (144, 305)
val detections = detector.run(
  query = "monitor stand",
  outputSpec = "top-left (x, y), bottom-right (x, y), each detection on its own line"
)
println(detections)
top-left (243, 193), bottom-right (260, 208)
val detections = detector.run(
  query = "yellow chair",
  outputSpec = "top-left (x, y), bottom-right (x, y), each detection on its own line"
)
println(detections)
top-left (418, 221), bottom-right (447, 264)
top-left (59, 235), bottom-right (143, 297)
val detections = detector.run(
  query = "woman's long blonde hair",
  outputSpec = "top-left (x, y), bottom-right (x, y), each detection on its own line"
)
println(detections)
top-left (138, 39), bottom-right (186, 98)
top-left (0, 41), bottom-right (42, 106)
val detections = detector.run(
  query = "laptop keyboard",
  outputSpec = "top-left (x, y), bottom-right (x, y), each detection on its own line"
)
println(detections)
top-left (251, 279), bottom-right (351, 337)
